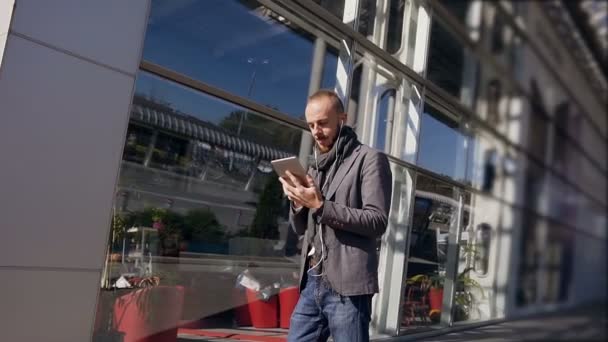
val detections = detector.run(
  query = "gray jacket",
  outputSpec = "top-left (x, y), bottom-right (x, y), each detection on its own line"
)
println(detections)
top-left (290, 143), bottom-right (393, 296)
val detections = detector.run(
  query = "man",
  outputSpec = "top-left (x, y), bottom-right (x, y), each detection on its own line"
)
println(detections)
top-left (279, 90), bottom-right (392, 342)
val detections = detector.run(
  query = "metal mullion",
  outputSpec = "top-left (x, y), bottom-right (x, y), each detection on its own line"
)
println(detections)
top-left (139, 60), bottom-right (309, 132)
top-left (440, 188), bottom-right (464, 326)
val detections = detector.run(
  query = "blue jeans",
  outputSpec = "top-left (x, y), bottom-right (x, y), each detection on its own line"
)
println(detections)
top-left (287, 273), bottom-right (373, 342)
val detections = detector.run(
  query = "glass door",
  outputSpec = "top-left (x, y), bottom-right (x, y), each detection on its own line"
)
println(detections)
top-left (400, 173), bottom-right (464, 332)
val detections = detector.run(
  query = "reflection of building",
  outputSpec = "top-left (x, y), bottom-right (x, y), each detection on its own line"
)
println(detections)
top-left (1, 1), bottom-right (606, 341)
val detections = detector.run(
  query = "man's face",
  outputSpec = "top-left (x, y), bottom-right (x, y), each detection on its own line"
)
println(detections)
top-left (305, 97), bottom-right (347, 153)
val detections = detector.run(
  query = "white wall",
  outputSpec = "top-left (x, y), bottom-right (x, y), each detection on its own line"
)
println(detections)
top-left (0, 1), bottom-right (149, 340)
top-left (0, 0), bottom-right (15, 67)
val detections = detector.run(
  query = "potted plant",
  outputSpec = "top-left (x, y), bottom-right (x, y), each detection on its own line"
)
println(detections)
top-left (151, 208), bottom-right (167, 230)
top-left (111, 271), bottom-right (185, 342)
top-left (427, 273), bottom-right (445, 317)
top-left (453, 267), bottom-right (484, 321)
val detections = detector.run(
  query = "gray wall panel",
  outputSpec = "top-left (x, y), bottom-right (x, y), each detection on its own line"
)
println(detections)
top-left (0, 35), bottom-right (134, 269)
top-left (0, 268), bottom-right (99, 342)
top-left (0, 1), bottom-right (149, 340)
top-left (11, 0), bottom-right (149, 74)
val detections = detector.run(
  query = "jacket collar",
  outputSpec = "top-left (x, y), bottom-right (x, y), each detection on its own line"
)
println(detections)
top-left (325, 143), bottom-right (363, 200)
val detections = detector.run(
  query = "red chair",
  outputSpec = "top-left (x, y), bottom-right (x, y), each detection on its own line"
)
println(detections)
top-left (402, 279), bottom-right (430, 327)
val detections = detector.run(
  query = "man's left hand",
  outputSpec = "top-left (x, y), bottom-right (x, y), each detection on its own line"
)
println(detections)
top-left (279, 171), bottom-right (324, 209)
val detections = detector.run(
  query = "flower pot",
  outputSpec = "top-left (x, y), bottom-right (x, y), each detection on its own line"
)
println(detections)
top-left (245, 288), bottom-right (278, 328)
top-left (232, 288), bottom-right (252, 327)
top-left (428, 287), bottom-right (444, 312)
top-left (279, 287), bottom-right (299, 329)
top-left (113, 286), bottom-right (184, 342)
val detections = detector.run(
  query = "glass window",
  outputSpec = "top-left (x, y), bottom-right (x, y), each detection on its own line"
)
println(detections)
top-left (426, 19), bottom-right (479, 108)
top-left (374, 88), bottom-right (397, 152)
top-left (386, 0), bottom-right (406, 54)
top-left (93, 73), bottom-right (307, 340)
top-left (468, 128), bottom-right (506, 196)
top-left (349, 47), bottom-right (407, 159)
top-left (355, 0), bottom-right (427, 70)
top-left (525, 85), bottom-right (551, 163)
top-left (516, 216), bottom-right (545, 307)
top-left (581, 118), bottom-right (608, 172)
top-left (143, 0), bottom-right (344, 118)
top-left (357, 0), bottom-right (377, 38)
top-left (417, 103), bottom-right (470, 182)
top-left (312, 0), bottom-right (345, 20)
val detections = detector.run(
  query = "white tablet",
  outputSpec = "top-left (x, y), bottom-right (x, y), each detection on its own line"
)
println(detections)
top-left (271, 156), bottom-right (307, 179)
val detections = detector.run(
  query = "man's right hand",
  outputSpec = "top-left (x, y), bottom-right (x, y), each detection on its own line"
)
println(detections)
top-left (279, 171), bottom-right (308, 208)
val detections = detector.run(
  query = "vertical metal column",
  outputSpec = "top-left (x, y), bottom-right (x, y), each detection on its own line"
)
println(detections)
top-left (440, 189), bottom-right (465, 326)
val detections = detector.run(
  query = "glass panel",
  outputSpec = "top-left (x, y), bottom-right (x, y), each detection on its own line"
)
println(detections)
top-left (144, 0), bottom-right (344, 118)
top-left (312, 0), bottom-right (345, 20)
top-left (349, 48), bottom-right (406, 159)
top-left (468, 126), bottom-right (506, 196)
top-left (357, 0), bottom-right (377, 38)
top-left (482, 4), bottom-right (514, 66)
top-left (417, 103), bottom-right (470, 182)
top-left (426, 19), bottom-right (479, 108)
top-left (356, 0), bottom-right (424, 70)
top-left (525, 95), bottom-right (550, 163)
top-left (516, 216), bottom-right (545, 306)
top-left (475, 66), bottom-right (512, 136)
top-left (93, 73), bottom-right (306, 341)
top-left (581, 118), bottom-right (608, 172)
top-left (438, 0), bottom-right (483, 41)
top-left (374, 89), bottom-right (397, 152)
top-left (400, 174), bottom-right (457, 332)
top-left (386, 0), bottom-right (406, 54)
top-left (541, 225), bottom-right (576, 304)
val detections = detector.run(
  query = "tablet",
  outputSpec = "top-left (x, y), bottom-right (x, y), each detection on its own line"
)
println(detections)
top-left (271, 156), bottom-right (307, 179)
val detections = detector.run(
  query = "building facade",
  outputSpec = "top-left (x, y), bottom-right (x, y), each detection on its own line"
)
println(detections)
top-left (0, 0), bottom-right (606, 341)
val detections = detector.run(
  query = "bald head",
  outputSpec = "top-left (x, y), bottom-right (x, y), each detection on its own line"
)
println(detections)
top-left (308, 89), bottom-right (344, 115)
top-left (305, 90), bottom-right (347, 153)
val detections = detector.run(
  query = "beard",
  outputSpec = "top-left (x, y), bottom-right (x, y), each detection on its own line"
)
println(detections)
top-left (315, 123), bottom-right (341, 153)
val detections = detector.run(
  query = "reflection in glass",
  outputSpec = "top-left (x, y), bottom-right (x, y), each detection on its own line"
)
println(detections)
top-left (386, 0), bottom-right (406, 54)
top-left (426, 19), bottom-right (478, 106)
top-left (417, 104), bottom-right (470, 182)
top-left (312, 0), bottom-right (345, 19)
top-left (374, 89), bottom-right (396, 152)
top-left (144, 0), bottom-right (340, 117)
top-left (93, 74), bottom-right (305, 341)
top-left (401, 175), bottom-right (456, 330)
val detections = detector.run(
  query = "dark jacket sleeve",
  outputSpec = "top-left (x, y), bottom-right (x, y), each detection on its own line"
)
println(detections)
top-left (290, 202), bottom-right (309, 236)
top-left (317, 150), bottom-right (392, 238)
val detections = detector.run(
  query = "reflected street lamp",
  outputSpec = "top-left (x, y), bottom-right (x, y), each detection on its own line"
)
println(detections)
top-left (237, 58), bottom-right (269, 136)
